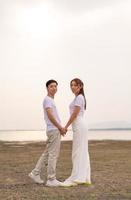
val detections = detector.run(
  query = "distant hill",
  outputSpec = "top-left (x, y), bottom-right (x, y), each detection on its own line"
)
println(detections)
top-left (88, 121), bottom-right (131, 130)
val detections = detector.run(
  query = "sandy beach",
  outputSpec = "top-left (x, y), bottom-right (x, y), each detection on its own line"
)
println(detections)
top-left (0, 140), bottom-right (131, 200)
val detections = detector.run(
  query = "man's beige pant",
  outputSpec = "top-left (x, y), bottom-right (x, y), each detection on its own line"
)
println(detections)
top-left (32, 129), bottom-right (61, 180)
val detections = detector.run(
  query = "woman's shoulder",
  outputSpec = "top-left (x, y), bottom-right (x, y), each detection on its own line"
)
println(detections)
top-left (76, 94), bottom-right (84, 100)
top-left (75, 94), bottom-right (84, 104)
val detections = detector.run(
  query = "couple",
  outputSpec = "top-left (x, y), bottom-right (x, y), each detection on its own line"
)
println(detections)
top-left (29, 78), bottom-right (91, 187)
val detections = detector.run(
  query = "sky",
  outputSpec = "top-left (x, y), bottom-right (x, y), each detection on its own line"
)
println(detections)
top-left (0, 0), bottom-right (131, 130)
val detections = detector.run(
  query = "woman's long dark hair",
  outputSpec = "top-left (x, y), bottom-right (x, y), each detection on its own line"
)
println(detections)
top-left (70, 78), bottom-right (86, 110)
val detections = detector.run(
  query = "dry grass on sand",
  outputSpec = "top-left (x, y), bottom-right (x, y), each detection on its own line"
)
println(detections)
top-left (0, 140), bottom-right (131, 200)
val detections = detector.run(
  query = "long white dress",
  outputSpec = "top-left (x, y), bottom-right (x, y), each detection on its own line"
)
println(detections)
top-left (65, 94), bottom-right (91, 184)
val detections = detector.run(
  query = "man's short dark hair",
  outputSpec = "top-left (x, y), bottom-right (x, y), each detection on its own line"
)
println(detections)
top-left (46, 79), bottom-right (58, 88)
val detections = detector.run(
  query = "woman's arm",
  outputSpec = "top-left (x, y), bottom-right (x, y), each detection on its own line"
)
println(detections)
top-left (65, 106), bottom-right (80, 130)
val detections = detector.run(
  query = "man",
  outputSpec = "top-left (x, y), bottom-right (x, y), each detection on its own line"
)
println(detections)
top-left (29, 79), bottom-right (66, 186)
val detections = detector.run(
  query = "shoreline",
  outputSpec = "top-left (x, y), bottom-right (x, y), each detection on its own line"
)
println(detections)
top-left (0, 138), bottom-right (131, 144)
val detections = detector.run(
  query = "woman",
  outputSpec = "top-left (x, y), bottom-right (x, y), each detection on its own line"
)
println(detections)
top-left (62, 78), bottom-right (91, 187)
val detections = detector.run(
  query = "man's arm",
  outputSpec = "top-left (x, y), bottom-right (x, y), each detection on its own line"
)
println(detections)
top-left (46, 108), bottom-right (66, 134)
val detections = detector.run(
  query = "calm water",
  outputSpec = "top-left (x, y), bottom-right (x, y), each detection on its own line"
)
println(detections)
top-left (0, 130), bottom-right (131, 141)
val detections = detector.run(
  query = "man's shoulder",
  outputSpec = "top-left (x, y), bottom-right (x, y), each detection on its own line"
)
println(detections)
top-left (43, 96), bottom-right (54, 107)
top-left (43, 96), bottom-right (53, 101)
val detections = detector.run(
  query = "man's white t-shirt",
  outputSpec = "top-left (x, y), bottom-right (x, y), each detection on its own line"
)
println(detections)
top-left (43, 96), bottom-right (61, 131)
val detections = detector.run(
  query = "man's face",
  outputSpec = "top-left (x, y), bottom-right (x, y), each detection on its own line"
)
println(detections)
top-left (47, 82), bottom-right (57, 96)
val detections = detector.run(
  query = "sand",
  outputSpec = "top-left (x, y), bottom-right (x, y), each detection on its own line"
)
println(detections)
top-left (0, 140), bottom-right (131, 200)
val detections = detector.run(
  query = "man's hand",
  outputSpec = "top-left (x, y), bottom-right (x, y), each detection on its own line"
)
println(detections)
top-left (59, 127), bottom-right (67, 136)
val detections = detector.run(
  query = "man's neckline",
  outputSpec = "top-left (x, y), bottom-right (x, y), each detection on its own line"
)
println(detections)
top-left (47, 95), bottom-right (54, 99)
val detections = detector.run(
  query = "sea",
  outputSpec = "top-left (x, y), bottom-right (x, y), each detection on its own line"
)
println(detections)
top-left (0, 130), bottom-right (131, 142)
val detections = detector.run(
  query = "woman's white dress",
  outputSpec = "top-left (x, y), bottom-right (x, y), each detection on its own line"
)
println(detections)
top-left (65, 94), bottom-right (91, 184)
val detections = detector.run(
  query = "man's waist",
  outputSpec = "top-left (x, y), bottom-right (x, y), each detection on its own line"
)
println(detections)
top-left (46, 124), bottom-right (58, 131)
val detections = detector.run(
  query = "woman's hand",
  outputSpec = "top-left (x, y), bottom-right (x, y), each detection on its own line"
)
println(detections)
top-left (64, 127), bottom-right (68, 133)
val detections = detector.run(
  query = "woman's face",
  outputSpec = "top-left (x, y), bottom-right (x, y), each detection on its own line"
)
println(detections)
top-left (70, 81), bottom-right (81, 95)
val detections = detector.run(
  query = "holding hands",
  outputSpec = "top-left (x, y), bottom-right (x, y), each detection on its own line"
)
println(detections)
top-left (59, 126), bottom-right (68, 136)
